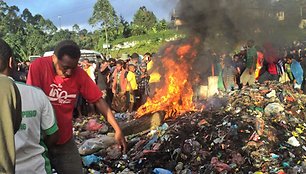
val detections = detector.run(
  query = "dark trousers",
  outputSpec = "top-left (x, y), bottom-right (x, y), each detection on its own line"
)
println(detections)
top-left (303, 78), bottom-right (306, 94)
top-left (49, 138), bottom-right (84, 174)
top-left (106, 88), bottom-right (113, 106)
top-left (258, 72), bottom-right (279, 84)
top-left (134, 89), bottom-right (147, 110)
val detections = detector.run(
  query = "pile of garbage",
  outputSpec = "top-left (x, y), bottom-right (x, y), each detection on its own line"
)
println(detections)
top-left (73, 82), bottom-right (306, 174)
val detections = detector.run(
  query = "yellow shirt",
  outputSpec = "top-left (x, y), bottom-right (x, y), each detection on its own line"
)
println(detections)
top-left (126, 71), bottom-right (137, 91)
top-left (84, 66), bottom-right (95, 82)
top-left (147, 60), bottom-right (153, 71)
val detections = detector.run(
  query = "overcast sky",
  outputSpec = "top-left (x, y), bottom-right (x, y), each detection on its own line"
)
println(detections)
top-left (6, 0), bottom-right (178, 30)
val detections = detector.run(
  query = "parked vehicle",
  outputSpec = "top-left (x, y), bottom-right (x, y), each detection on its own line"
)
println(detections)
top-left (43, 50), bottom-right (105, 63)
top-left (29, 55), bottom-right (41, 62)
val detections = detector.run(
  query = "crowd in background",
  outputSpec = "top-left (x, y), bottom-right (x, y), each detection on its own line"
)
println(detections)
top-left (13, 51), bottom-right (154, 117)
top-left (75, 52), bottom-right (153, 116)
top-left (210, 40), bottom-right (306, 94)
top-left (74, 39), bottom-right (306, 117)
top-left (14, 40), bottom-right (306, 117)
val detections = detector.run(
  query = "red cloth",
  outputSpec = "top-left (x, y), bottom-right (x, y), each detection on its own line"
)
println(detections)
top-left (27, 56), bottom-right (102, 144)
top-left (268, 63), bottom-right (278, 75)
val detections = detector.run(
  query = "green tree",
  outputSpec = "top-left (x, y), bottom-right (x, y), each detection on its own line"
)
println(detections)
top-left (89, 0), bottom-right (118, 27)
top-left (153, 19), bottom-right (169, 33)
top-left (119, 15), bottom-right (132, 38)
top-left (72, 24), bottom-right (80, 32)
top-left (89, 0), bottom-right (120, 53)
top-left (133, 6), bottom-right (157, 32)
top-left (21, 8), bottom-right (33, 23)
top-left (131, 24), bottom-right (147, 36)
top-left (79, 29), bottom-right (88, 36)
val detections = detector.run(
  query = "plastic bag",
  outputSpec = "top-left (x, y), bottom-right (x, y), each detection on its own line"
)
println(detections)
top-left (78, 136), bottom-right (116, 155)
top-left (264, 103), bottom-right (284, 116)
top-left (210, 157), bottom-right (231, 172)
top-left (153, 168), bottom-right (172, 174)
top-left (82, 154), bottom-right (103, 167)
top-left (86, 119), bottom-right (103, 131)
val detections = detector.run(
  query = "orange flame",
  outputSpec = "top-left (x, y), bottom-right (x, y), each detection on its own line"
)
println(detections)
top-left (136, 38), bottom-right (199, 119)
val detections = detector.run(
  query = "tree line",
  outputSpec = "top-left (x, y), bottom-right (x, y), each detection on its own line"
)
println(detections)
top-left (0, 0), bottom-right (172, 61)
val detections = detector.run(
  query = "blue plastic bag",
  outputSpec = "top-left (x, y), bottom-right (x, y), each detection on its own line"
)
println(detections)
top-left (153, 168), bottom-right (172, 174)
top-left (82, 154), bottom-right (103, 167)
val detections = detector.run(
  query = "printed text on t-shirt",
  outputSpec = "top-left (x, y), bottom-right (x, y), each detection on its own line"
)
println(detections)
top-left (48, 83), bottom-right (77, 104)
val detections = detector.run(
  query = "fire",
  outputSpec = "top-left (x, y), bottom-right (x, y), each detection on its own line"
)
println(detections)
top-left (136, 38), bottom-right (199, 119)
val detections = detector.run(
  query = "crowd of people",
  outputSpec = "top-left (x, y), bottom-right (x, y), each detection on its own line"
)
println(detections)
top-left (75, 52), bottom-right (153, 117)
top-left (210, 40), bottom-right (306, 94)
top-left (12, 49), bottom-right (154, 118)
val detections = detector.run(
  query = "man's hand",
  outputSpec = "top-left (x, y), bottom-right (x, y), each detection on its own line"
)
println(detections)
top-left (75, 117), bottom-right (82, 123)
top-left (94, 98), bottom-right (128, 154)
top-left (114, 130), bottom-right (127, 153)
top-left (100, 63), bottom-right (109, 72)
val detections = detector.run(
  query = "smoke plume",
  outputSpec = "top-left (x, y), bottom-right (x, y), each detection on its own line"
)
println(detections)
top-left (177, 0), bottom-right (300, 49)
top-left (149, 0), bottom-right (302, 95)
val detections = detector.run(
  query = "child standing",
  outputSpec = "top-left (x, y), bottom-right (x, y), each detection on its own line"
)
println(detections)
top-left (126, 63), bottom-right (138, 113)
top-left (137, 63), bottom-right (150, 106)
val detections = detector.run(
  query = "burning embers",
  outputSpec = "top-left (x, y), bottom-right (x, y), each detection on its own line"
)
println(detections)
top-left (136, 38), bottom-right (200, 119)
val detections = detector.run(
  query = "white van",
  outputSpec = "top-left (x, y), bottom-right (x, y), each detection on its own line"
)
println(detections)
top-left (79, 50), bottom-right (105, 63)
top-left (29, 55), bottom-right (41, 62)
top-left (43, 51), bottom-right (54, 57)
top-left (43, 50), bottom-right (105, 62)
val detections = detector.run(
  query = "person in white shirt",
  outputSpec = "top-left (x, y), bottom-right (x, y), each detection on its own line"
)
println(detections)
top-left (1, 39), bottom-right (59, 174)
top-left (14, 82), bottom-right (59, 174)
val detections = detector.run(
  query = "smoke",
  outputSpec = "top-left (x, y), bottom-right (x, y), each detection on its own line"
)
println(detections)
top-left (175, 0), bottom-right (301, 83)
top-left (176, 0), bottom-right (282, 50)
top-left (149, 0), bottom-right (302, 95)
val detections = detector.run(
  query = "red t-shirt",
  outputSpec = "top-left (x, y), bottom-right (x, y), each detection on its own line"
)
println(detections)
top-left (27, 56), bottom-right (102, 144)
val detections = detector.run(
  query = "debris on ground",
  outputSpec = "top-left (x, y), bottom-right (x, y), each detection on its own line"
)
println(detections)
top-left (74, 82), bottom-right (306, 173)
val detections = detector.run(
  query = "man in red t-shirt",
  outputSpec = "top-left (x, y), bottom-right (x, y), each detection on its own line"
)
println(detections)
top-left (27, 40), bottom-right (127, 174)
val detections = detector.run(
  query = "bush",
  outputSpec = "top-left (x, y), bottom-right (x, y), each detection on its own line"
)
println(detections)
top-left (109, 30), bottom-right (184, 57)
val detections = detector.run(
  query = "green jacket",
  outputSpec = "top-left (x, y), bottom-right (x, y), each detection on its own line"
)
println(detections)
top-left (246, 46), bottom-right (257, 69)
top-left (0, 75), bottom-right (22, 174)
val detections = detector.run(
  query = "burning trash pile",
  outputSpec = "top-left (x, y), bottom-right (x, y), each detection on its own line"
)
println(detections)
top-left (73, 81), bottom-right (306, 174)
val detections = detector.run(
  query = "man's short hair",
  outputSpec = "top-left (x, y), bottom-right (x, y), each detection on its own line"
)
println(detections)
top-left (109, 58), bottom-right (115, 62)
top-left (144, 52), bottom-right (151, 57)
top-left (83, 58), bottom-right (89, 62)
top-left (54, 40), bottom-right (81, 60)
top-left (131, 53), bottom-right (139, 59)
top-left (116, 60), bottom-right (124, 65)
top-left (286, 55), bottom-right (293, 59)
top-left (101, 60), bottom-right (108, 64)
top-left (0, 39), bottom-right (13, 73)
top-left (247, 40), bottom-right (255, 46)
